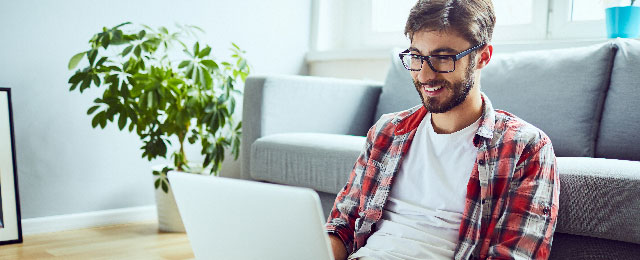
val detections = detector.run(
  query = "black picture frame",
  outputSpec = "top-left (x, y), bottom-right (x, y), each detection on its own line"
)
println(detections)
top-left (0, 88), bottom-right (22, 245)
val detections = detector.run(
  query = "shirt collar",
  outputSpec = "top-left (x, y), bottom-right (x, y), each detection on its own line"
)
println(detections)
top-left (474, 92), bottom-right (495, 147)
top-left (394, 92), bottom-right (496, 147)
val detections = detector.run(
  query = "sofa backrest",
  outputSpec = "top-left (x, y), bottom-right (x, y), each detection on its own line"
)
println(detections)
top-left (480, 42), bottom-right (617, 157)
top-left (376, 43), bottom-right (618, 157)
top-left (595, 39), bottom-right (640, 161)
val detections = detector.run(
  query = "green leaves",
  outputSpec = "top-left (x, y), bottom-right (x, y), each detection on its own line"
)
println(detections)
top-left (197, 46), bottom-right (211, 58)
top-left (193, 42), bottom-right (200, 56)
top-left (153, 166), bottom-right (171, 193)
top-left (118, 113), bottom-right (127, 130)
top-left (69, 69), bottom-right (100, 93)
top-left (87, 49), bottom-right (98, 66)
top-left (121, 45), bottom-right (133, 56)
top-left (91, 110), bottom-right (107, 129)
top-left (87, 105), bottom-right (100, 115)
top-left (67, 22), bottom-right (251, 187)
top-left (178, 60), bottom-right (190, 68)
top-left (134, 45), bottom-right (142, 57)
top-left (201, 60), bottom-right (218, 71)
top-left (101, 33), bottom-right (110, 49)
top-left (68, 52), bottom-right (86, 70)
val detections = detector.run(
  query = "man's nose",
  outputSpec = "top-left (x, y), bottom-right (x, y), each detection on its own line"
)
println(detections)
top-left (415, 62), bottom-right (438, 83)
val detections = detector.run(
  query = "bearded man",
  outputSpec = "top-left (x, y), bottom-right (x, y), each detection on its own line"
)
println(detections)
top-left (325, 1), bottom-right (560, 259)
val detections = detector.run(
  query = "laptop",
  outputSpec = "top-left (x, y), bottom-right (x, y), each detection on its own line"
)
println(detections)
top-left (168, 171), bottom-right (336, 260)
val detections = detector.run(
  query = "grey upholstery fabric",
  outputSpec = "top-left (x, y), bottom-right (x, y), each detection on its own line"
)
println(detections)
top-left (549, 232), bottom-right (640, 260)
top-left (556, 157), bottom-right (640, 244)
top-left (481, 42), bottom-right (616, 157)
top-left (374, 48), bottom-right (421, 120)
top-left (242, 75), bottom-right (382, 179)
top-left (595, 39), bottom-right (640, 161)
top-left (250, 133), bottom-right (363, 194)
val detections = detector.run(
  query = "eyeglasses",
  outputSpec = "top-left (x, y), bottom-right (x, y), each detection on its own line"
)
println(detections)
top-left (399, 43), bottom-right (485, 73)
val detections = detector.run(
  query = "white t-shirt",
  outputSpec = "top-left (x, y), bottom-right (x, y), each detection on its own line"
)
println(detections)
top-left (349, 113), bottom-right (480, 260)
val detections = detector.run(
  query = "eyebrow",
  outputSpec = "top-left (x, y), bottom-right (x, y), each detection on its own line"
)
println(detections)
top-left (408, 46), bottom-right (459, 55)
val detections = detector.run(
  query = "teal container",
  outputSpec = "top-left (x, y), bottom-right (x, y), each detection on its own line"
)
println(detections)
top-left (606, 6), bottom-right (640, 38)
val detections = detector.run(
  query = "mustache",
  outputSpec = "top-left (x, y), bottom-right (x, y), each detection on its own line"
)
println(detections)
top-left (414, 79), bottom-right (451, 87)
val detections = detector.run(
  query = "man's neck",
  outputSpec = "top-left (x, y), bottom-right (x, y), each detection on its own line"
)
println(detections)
top-left (430, 87), bottom-right (483, 134)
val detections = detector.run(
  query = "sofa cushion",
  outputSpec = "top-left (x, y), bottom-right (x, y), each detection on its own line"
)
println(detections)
top-left (250, 133), bottom-right (363, 194)
top-left (595, 39), bottom-right (640, 161)
top-left (549, 233), bottom-right (640, 259)
top-left (374, 48), bottom-right (421, 120)
top-left (481, 42), bottom-right (616, 157)
top-left (556, 157), bottom-right (640, 244)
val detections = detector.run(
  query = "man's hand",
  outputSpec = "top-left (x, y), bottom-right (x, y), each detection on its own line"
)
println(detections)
top-left (329, 234), bottom-right (348, 260)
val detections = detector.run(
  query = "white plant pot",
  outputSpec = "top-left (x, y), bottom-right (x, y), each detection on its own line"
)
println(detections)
top-left (153, 169), bottom-right (186, 233)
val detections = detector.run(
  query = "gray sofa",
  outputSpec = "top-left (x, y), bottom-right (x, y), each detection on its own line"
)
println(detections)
top-left (242, 39), bottom-right (640, 259)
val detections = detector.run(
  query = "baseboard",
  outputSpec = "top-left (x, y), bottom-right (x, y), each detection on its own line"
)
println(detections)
top-left (21, 205), bottom-right (158, 235)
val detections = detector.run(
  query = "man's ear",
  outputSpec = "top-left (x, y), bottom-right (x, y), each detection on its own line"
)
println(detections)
top-left (475, 44), bottom-right (493, 70)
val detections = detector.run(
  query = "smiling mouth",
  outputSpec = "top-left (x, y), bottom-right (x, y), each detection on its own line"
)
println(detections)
top-left (423, 85), bottom-right (443, 92)
top-left (423, 83), bottom-right (446, 94)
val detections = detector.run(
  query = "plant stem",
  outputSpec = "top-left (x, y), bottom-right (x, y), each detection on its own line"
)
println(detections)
top-left (179, 143), bottom-right (186, 171)
top-left (177, 132), bottom-right (187, 171)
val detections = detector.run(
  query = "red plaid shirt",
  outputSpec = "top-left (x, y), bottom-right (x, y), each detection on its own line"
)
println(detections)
top-left (326, 93), bottom-right (559, 260)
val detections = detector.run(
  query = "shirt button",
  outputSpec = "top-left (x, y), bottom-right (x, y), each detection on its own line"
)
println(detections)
top-left (478, 159), bottom-right (485, 165)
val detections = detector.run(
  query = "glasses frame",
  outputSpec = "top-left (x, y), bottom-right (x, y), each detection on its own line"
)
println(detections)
top-left (399, 43), bottom-right (486, 73)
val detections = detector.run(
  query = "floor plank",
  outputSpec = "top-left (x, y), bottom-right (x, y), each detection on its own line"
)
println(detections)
top-left (0, 221), bottom-right (194, 260)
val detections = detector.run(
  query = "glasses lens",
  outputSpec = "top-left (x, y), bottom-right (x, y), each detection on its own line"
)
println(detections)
top-left (401, 54), bottom-right (422, 71)
top-left (428, 56), bottom-right (454, 72)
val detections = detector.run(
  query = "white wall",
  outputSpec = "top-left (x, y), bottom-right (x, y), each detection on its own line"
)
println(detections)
top-left (0, 0), bottom-right (311, 219)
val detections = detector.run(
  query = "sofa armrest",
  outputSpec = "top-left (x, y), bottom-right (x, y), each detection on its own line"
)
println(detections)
top-left (241, 75), bottom-right (382, 179)
top-left (556, 157), bottom-right (640, 244)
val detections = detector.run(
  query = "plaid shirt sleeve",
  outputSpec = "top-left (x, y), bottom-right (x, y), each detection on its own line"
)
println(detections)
top-left (325, 121), bottom-right (377, 255)
top-left (486, 137), bottom-right (559, 260)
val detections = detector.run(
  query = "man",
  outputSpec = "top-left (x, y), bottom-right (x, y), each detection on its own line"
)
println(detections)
top-left (325, 0), bottom-right (560, 259)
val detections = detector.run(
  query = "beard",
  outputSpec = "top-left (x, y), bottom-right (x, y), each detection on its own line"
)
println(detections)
top-left (413, 60), bottom-right (476, 114)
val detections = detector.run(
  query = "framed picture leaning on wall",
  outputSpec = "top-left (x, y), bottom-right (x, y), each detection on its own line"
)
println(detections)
top-left (0, 88), bottom-right (22, 245)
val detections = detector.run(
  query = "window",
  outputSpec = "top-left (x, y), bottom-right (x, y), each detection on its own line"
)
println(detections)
top-left (370, 0), bottom-right (415, 33)
top-left (571, 0), bottom-right (606, 21)
top-left (547, 0), bottom-right (608, 40)
top-left (311, 0), bottom-right (608, 52)
top-left (492, 0), bottom-right (549, 41)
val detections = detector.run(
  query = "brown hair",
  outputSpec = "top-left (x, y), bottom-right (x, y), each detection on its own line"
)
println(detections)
top-left (404, 0), bottom-right (496, 45)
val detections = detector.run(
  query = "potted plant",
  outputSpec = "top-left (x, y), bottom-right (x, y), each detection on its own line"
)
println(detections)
top-left (605, 0), bottom-right (640, 38)
top-left (67, 22), bottom-right (250, 232)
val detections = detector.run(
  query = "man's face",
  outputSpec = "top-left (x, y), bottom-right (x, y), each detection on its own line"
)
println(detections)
top-left (409, 30), bottom-right (478, 114)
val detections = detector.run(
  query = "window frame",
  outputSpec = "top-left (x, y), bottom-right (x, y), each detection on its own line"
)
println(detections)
top-left (547, 0), bottom-right (607, 40)
top-left (310, 0), bottom-right (608, 52)
top-left (492, 0), bottom-right (550, 42)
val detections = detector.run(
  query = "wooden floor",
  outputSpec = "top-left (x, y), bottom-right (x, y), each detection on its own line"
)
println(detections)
top-left (0, 221), bottom-right (194, 259)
